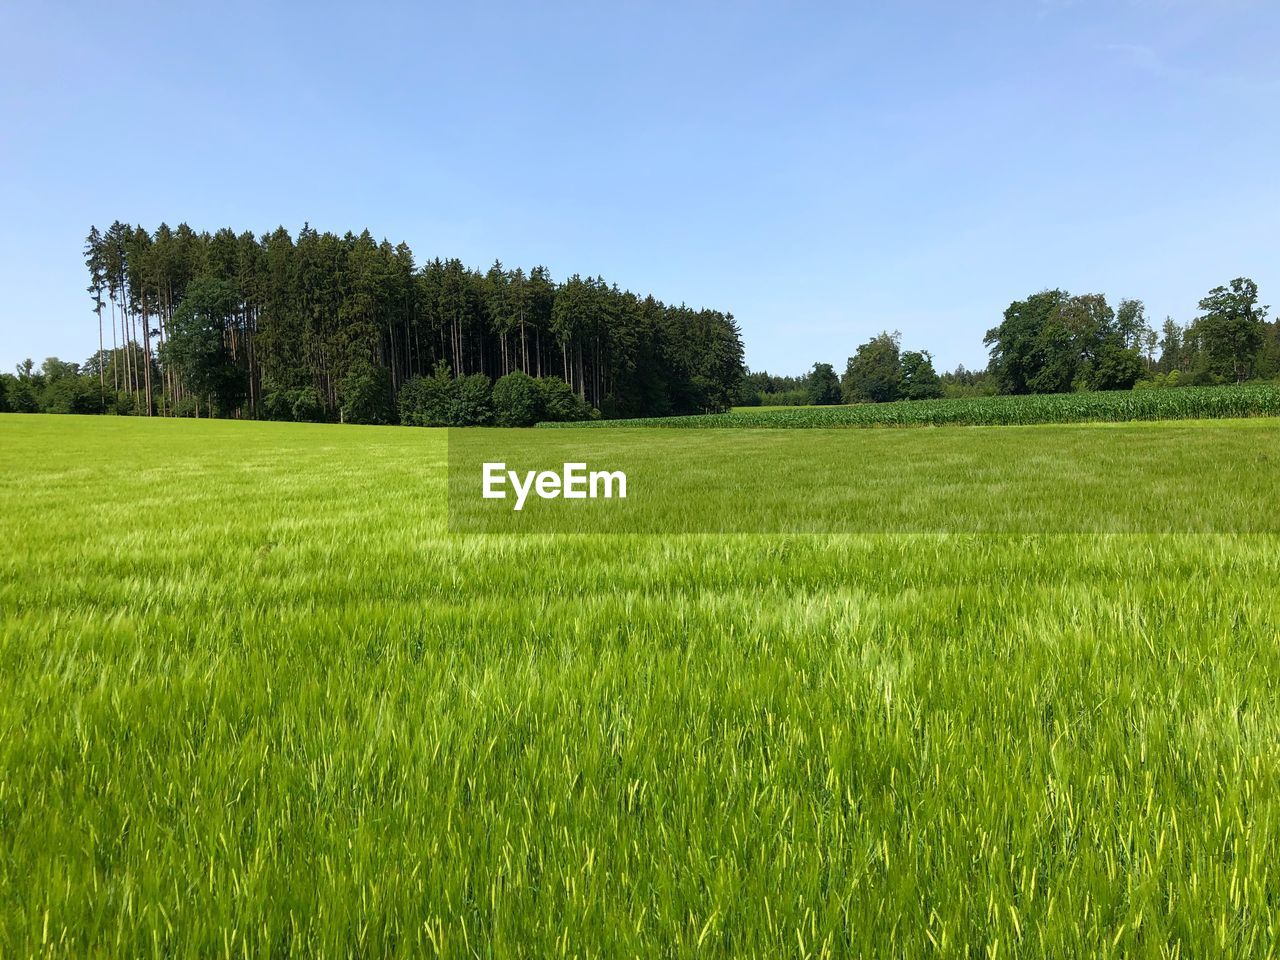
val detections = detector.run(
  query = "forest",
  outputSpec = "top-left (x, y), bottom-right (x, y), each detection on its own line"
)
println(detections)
top-left (0, 223), bottom-right (746, 424)
top-left (1, 223), bottom-right (1274, 423)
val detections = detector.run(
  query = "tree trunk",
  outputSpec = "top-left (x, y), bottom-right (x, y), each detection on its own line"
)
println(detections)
top-left (109, 297), bottom-right (119, 393)
top-left (142, 310), bottom-right (153, 415)
top-left (96, 303), bottom-right (105, 399)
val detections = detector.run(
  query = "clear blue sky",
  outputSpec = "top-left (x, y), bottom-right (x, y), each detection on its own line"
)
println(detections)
top-left (1, 1), bottom-right (1276, 376)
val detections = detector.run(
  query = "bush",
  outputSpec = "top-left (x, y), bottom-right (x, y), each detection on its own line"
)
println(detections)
top-left (393, 368), bottom-right (602, 427)
top-left (41, 376), bottom-right (106, 414)
top-left (538, 376), bottom-right (596, 422)
top-left (943, 381), bottom-right (998, 399)
top-left (399, 364), bottom-right (494, 426)
top-left (292, 388), bottom-right (325, 422)
top-left (758, 388), bottom-right (810, 407)
top-left (261, 390), bottom-right (295, 421)
top-left (399, 364), bottom-right (455, 426)
top-left (453, 374), bottom-right (493, 426)
top-left (7, 378), bottom-right (39, 413)
top-left (492, 371), bottom-right (544, 426)
top-left (264, 387), bottom-right (328, 422)
top-left (339, 363), bottom-right (394, 425)
top-left (1135, 371), bottom-right (1183, 391)
top-left (117, 392), bottom-right (147, 415)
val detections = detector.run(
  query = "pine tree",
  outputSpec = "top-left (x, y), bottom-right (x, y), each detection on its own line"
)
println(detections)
top-left (84, 227), bottom-right (107, 401)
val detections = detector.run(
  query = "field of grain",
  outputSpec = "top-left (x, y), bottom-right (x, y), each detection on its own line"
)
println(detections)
top-left (3, 413), bottom-right (1280, 958)
top-left (556, 382), bottom-right (1280, 428)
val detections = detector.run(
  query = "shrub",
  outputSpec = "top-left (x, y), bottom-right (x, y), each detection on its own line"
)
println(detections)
top-left (399, 364), bottom-right (494, 426)
top-left (339, 363), bottom-right (394, 425)
top-left (41, 376), bottom-right (106, 415)
top-left (292, 388), bottom-right (325, 422)
top-left (263, 387), bottom-right (328, 422)
top-left (492, 371), bottom-right (544, 426)
top-left (399, 363), bottom-right (455, 426)
top-left (452, 374), bottom-right (493, 426)
top-left (7, 379), bottom-right (39, 413)
top-left (538, 376), bottom-right (596, 422)
top-left (1135, 371), bottom-right (1182, 391)
top-left (261, 390), bottom-right (295, 421)
top-left (759, 388), bottom-right (810, 407)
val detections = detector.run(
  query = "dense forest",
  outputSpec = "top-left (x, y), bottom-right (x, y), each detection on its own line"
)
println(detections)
top-left (0, 222), bottom-right (745, 424)
top-left (2, 227), bottom-right (1274, 423)
top-left (740, 281), bottom-right (1277, 406)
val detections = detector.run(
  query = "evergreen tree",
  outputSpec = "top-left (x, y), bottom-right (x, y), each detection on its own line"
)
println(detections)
top-left (74, 221), bottom-right (747, 423)
top-left (84, 227), bottom-right (107, 401)
top-left (806, 362), bottom-right (842, 405)
top-left (899, 350), bottom-right (942, 400)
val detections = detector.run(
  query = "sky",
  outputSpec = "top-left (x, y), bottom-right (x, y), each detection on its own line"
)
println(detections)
top-left (1, 0), bottom-right (1276, 376)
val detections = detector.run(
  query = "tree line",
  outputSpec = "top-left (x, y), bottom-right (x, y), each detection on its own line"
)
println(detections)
top-left (0, 222), bottom-right (745, 423)
top-left (739, 280), bottom-right (1276, 406)
top-left (4, 256), bottom-right (1275, 419)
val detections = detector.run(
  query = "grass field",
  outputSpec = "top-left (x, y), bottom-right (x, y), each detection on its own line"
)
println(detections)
top-left (550, 382), bottom-right (1280, 428)
top-left (449, 419), bottom-right (1280, 533)
top-left (3, 414), bottom-right (1280, 957)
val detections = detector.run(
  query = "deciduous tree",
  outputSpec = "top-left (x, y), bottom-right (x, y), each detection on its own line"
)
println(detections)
top-left (842, 332), bottom-right (902, 403)
top-left (1191, 278), bottom-right (1269, 383)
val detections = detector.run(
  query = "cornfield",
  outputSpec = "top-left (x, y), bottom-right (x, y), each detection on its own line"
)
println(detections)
top-left (546, 383), bottom-right (1280, 428)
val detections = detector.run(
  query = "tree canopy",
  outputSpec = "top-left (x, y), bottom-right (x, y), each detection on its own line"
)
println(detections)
top-left (6, 244), bottom-right (1270, 420)
top-left (806, 363), bottom-right (842, 405)
top-left (1190, 278), bottom-right (1269, 383)
top-left (984, 291), bottom-right (1146, 394)
top-left (77, 222), bottom-right (746, 423)
top-left (842, 332), bottom-right (903, 403)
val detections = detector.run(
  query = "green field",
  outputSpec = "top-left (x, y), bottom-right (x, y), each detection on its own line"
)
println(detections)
top-left (3, 414), bottom-right (1280, 957)
top-left (552, 382), bottom-right (1280, 428)
top-left (448, 419), bottom-right (1280, 534)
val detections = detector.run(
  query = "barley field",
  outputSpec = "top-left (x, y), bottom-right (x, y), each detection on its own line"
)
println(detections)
top-left (2, 414), bottom-right (1280, 958)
